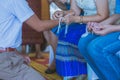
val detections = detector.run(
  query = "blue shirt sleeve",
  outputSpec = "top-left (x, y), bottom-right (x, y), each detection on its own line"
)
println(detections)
top-left (115, 0), bottom-right (120, 14)
top-left (8, 0), bottom-right (34, 22)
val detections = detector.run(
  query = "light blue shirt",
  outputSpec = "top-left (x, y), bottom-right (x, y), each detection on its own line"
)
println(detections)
top-left (115, 0), bottom-right (120, 40)
top-left (115, 0), bottom-right (120, 14)
top-left (0, 0), bottom-right (34, 48)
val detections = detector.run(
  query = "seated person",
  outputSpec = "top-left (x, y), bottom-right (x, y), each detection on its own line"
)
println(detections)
top-left (0, 0), bottom-right (58, 80)
top-left (44, 0), bottom-right (70, 74)
top-left (78, 0), bottom-right (120, 79)
top-left (52, 0), bottom-right (115, 79)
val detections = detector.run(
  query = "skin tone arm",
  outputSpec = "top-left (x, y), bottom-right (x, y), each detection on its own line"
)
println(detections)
top-left (52, 0), bottom-right (75, 20)
top-left (100, 14), bottom-right (120, 25)
top-left (89, 14), bottom-right (120, 35)
top-left (88, 14), bottom-right (120, 32)
top-left (92, 24), bottom-right (120, 36)
top-left (65, 0), bottom-right (109, 24)
top-left (70, 0), bottom-right (82, 16)
top-left (25, 14), bottom-right (59, 32)
top-left (48, 0), bottom-right (67, 10)
top-left (53, 0), bottom-right (67, 10)
top-left (52, 9), bottom-right (74, 20)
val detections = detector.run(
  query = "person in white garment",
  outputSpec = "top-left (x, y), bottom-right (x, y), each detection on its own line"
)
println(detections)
top-left (0, 0), bottom-right (58, 80)
top-left (52, 0), bottom-right (115, 80)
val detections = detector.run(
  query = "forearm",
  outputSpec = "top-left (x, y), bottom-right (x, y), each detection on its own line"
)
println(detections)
top-left (37, 20), bottom-right (59, 31)
top-left (53, 0), bottom-right (67, 10)
top-left (111, 25), bottom-right (120, 32)
top-left (25, 14), bottom-right (59, 32)
top-left (70, 0), bottom-right (81, 16)
top-left (100, 14), bottom-right (120, 25)
top-left (74, 0), bottom-right (109, 23)
top-left (74, 14), bottom-right (108, 23)
top-left (63, 10), bottom-right (75, 16)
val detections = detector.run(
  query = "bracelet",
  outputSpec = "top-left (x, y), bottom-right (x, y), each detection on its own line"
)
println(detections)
top-left (79, 16), bottom-right (83, 23)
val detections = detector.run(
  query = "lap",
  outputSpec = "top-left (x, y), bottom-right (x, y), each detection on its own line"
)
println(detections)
top-left (89, 32), bottom-right (120, 53)
top-left (0, 52), bottom-right (45, 80)
top-left (52, 23), bottom-right (86, 45)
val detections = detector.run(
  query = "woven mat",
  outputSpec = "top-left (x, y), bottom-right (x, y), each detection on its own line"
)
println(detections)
top-left (29, 53), bottom-right (62, 80)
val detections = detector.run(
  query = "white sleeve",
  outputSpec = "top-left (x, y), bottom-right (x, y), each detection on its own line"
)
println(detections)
top-left (8, 0), bottom-right (34, 22)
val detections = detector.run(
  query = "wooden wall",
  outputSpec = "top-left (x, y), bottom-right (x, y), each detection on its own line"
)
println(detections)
top-left (41, 0), bottom-right (50, 20)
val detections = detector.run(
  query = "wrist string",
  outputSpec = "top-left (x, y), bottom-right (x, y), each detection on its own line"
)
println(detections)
top-left (64, 24), bottom-right (69, 37)
top-left (57, 17), bottom-right (63, 34)
top-left (81, 26), bottom-right (89, 38)
top-left (57, 17), bottom-right (69, 37)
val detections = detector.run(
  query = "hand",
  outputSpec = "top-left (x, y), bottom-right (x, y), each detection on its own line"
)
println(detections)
top-left (63, 15), bottom-right (77, 24)
top-left (92, 25), bottom-right (113, 35)
top-left (52, 11), bottom-right (64, 20)
top-left (22, 54), bottom-right (31, 64)
top-left (87, 22), bottom-right (100, 32)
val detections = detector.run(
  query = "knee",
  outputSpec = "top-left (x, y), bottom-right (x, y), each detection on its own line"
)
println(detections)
top-left (78, 38), bottom-right (88, 54)
top-left (50, 32), bottom-right (58, 40)
top-left (87, 40), bottom-right (98, 55)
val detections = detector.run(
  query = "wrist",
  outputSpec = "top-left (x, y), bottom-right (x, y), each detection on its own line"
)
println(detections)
top-left (79, 16), bottom-right (83, 23)
top-left (75, 16), bottom-right (83, 23)
top-left (112, 25), bottom-right (120, 31)
top-left (63, 11), bottom-right (67, 16)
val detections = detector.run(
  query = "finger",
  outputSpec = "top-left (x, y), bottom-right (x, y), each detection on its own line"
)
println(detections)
top-left (52, 11), bottom-right (60, 19)
top-left (92, 28), bottom-right (104, 35)
top-left (61, 17), bottom-right (65, 22)
top-left (63, 18), bottom-right (68, 24)
top-left (64, 16), bottom-right (71, 24)
top-left (52, 14), bottom-right (59, 20)
top-left (55, 11), bottom-right (63, 17)
top-left (87, 22), bottom-right (93, 32)
top-left (91, 22), bottom-right (96, 27)
top-left (54, 13), bottom-right (60, 18)
top-left (87, 22), bottom-right (90, 27)
top-left (25, 56), bottom-right (31, 64)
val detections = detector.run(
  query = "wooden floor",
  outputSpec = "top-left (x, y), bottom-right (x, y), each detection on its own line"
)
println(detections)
top-left (29, 53), bottom-right (62, 80)
top-left (29, 52), bottom-right (88, 80)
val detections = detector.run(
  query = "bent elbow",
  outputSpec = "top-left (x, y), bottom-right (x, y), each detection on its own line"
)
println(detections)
top-left (32, 25), bottom-right (45, 32)
top-left (97, 14), bottom-right (109, 22)
top-left (35, 27), bottom-right (45, 32)
top-left (102, 14), bottom-right (109, 20)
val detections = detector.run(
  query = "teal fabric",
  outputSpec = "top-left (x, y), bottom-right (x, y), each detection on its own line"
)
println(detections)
top-left (78, 32), bottom-right (120, 80)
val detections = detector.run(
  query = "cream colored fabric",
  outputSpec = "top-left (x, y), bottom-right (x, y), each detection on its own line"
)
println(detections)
top-left (75, 0), bottom-right (97, 16)
top-left (50, 3), bottom-right (61, 19)
top-left (75, 0), bottom-right (115, 16)
top-left (0, 52), bottom-right (45, 80)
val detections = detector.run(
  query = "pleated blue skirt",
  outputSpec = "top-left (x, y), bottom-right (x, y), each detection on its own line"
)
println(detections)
top-left (55, 23), bottom-right (87, 77)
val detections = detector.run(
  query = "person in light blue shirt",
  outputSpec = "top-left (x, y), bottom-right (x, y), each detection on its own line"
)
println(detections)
top-left (78, 0), bottom-right (120, 79)
top-left (0, 0), bottom-right (58, 80)
top-left (115, 0), bottom-right (120, 14)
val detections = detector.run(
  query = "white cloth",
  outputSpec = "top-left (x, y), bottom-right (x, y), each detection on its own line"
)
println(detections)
top-left (0, 52), bottom-right (45, 80)
top-left (75, 0), bottom-right (97, 16)
top-left (75, 0), bottom-right (115, 16)
top-left (87, 64), bottom-right (99, 80)
top-left (48, 45), bottom-right (54, 65)
top-left (0, 0), bottom-right (34, 48)
top-left (116, 50), bottom-right (120, 58)
top-left (50, 2), bottom-right (61, 19)
top-left (43, 45), bottom-right (54, 65)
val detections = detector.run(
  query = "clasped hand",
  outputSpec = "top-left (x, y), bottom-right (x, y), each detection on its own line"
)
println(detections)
top-left (52, 10), bottom-right (75, 24)
top-left (87, 22), bottom-right (112, 36)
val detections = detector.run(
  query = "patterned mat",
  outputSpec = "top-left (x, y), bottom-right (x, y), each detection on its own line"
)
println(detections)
top-left (29, 53), bottom-right (62, 80)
